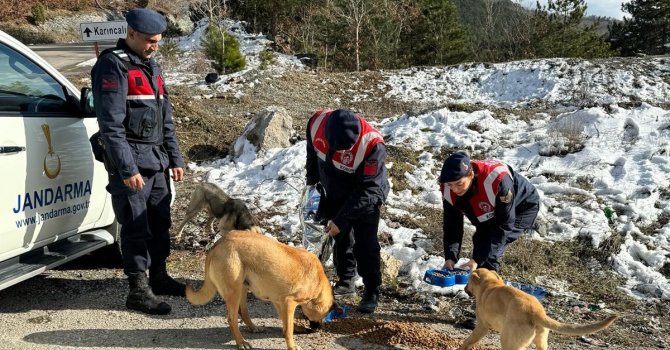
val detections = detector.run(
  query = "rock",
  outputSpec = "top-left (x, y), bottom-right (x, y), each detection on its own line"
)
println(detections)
top-left (166, 14), bottom-right (194, 35)
top-left (381, 252), bottom-right (402, 289)
top-left (205, 73), bottom-right (219, 84)
top-left (230, 106), bottom-right (293, 158)
top-left (295, 53), bottom-right (318, 70)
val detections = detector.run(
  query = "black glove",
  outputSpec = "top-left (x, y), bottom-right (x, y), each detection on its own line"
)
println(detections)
top-left (306, 176), bottom-right (318, 186)
top-left (313, 183), bottom-right (329, 225)
top-left (315, 182), bottom-right (326, 197)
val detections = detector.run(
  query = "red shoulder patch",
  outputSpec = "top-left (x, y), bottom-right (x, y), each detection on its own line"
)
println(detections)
top-left (101, 76), bottom-right (119, 92)
top-left (364, 160), bottom-right (378, 176)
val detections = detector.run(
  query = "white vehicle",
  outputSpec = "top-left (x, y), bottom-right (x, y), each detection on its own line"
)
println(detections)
top-left (0, 30), bottom-right (117, 290)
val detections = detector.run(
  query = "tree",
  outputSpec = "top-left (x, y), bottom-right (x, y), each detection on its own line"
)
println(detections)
top-left (403, 0), bottom-right (469, 66)
top-left (532, 0), bottom-right (612, 58)
top-left (609, 0), bottom-right (670, 56)
top-left (201, 22), bottom-right (246, 73)
top-left (327, 0), bottom-right (376, 71)
top-left (364, 0), bottom-right (417, 69)
top-left (454, 0), bottom-right (535, 62)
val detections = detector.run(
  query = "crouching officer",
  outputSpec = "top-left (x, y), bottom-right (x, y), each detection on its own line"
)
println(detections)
top-left (91, 8), bottom-right (186, 315)
top-left (440, 152), bottom-right (540, 273)
top-left (305, 108), bottom-right (389, 314)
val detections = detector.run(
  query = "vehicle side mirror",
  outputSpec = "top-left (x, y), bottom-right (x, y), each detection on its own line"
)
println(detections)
top-left (80, 87), bottom-right (94, 115)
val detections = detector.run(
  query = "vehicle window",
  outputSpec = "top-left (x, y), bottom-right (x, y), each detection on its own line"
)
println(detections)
top-left (0, 43), bottom-right (67, 113)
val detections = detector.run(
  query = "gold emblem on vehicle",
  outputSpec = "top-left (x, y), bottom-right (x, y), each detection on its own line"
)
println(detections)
top-left (42, 124), bottom-right (61, 179)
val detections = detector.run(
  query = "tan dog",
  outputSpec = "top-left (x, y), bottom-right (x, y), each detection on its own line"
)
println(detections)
top-left (175, 183), bottom-right (260, 241)
top-left (459, 268), bottom-right (617, 350)
top-left (186, 230), bottom-right (335, 350)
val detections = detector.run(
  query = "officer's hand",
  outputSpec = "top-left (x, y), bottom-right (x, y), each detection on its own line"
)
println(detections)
top-left (325, 220), bottom-right (340, 237)
top-left (123, 174), bottom-right (145, 191)
top-left (465, 259), bottom-right (478, 271)
top-left (443, 259), bottom-right (455, 270)
top-left (172, 167), bottom-right (185, 182)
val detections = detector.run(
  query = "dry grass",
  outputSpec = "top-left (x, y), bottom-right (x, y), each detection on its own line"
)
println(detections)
top-left (538, 114), bottom-right (589, 157)
top-left (386, 146), bottom-right (421, 193)
top-left (1, 24), bottom-right (56, 44)
top-left (502, 236), bottom-right (632, 308)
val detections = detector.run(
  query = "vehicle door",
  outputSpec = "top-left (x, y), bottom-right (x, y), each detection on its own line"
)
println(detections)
top-left (0, 40), bottom-right (108, 260)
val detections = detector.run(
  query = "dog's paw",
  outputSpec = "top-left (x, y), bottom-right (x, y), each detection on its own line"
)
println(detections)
top-left (237, 341), bottom-right (252, 350)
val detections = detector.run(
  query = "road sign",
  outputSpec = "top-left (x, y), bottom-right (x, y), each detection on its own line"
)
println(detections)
top-left (80, 21), bottom-right (127, 42)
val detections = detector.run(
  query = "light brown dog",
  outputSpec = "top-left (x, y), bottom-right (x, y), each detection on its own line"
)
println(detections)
top-left (459, 268), bottom-right (617, 350)
top-left (186, 230), bottom-right (335, 350)
top-left (175, 183), bottom-right (260, 241)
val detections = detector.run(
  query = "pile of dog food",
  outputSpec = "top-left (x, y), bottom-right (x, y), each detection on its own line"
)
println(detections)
top-left (323, 317), bottom-right (495, 350)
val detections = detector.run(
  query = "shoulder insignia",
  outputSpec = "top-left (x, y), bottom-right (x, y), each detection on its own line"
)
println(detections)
top-left (499, 189), bottom-right (513, 204)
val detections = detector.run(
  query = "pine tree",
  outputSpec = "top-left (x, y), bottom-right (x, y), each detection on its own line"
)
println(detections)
top-left (532, 0), bottom-right (612, 58)
top-left (404, 0), bottom-right (470, 66)
top-left (609, 0), bottom-right (670, 56)
top-left (201, 22), bottom-right (246, 74)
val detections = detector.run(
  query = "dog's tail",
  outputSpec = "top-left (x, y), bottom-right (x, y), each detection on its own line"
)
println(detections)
top-left (539, 314), bottom-right (617, 335)
top-left (185, 258), bottom-right (217, 305)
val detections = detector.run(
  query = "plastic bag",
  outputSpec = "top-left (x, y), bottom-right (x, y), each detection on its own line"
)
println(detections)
top-left (300, 185), bottom-right (333, 265)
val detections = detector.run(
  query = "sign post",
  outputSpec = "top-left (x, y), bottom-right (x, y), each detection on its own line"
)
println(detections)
top-left (80, 21), bottom-right (128, 57)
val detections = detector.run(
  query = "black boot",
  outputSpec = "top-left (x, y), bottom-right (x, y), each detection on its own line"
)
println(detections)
top-left (126, 272), bottom-right (171, 315)
top-left (149, 264), bottom-right (185, 297)
top-left (357, 288), bottom-right (379, 314)
top-left (333, 280), bottom-right (356, 297)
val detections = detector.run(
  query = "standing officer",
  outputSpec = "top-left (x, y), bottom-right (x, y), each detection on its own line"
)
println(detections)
top-left (440, 152), bottom-right (540, 273)
top-left (305, 108), bottom-right (389, 314)
top-left (91, 8), bottom-right (185, 315)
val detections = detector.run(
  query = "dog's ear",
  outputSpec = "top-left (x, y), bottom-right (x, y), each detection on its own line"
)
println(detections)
top-left (492, 270), bottom-right (503, 281)
top-left (470, 270), bottom-right (481, 282)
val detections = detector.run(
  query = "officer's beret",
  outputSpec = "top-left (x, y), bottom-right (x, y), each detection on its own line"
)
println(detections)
top-left (126, 8), bottom-right (167, 35)
top-left (440, 152), bottom-right (472, 182)
top-left (325, 109), bottom-right (361, 151)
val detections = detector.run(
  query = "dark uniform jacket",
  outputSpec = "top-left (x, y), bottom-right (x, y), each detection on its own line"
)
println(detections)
top-left (305, 109), bottom-right (389, 233)
top-left (91, 39), bottom-right (184, 179)
top-left (441, 160), bottom-right (539, 264)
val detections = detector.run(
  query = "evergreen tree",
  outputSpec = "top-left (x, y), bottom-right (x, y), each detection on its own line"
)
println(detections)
top-left (609, 0), bottom-right (670, 56)
top-left (532, 0), bottom-right (612, 58)
top-left (404, 0), bottom-right (469, 66)
top-left (454, 0), bottom-right (535, 62)
top-left (201, 22), bottom-right (246, 74)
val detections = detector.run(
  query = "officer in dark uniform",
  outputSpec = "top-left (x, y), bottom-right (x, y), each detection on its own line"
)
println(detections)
top-left (439, 152), bottom-right (540, 273)
top-left (305, 108), bottom-right (389, 314)
top-left (91, 8), bottom-right (185, 315)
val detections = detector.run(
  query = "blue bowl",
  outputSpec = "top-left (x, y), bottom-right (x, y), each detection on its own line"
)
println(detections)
top-left (423, 269), bottom-right (455, 287)
top-left (324, 304), bottom-right (347, 322)
top-left (508, 281), bottom-right (547, 301)
top-left (451, 268), bottom-right (470, 284)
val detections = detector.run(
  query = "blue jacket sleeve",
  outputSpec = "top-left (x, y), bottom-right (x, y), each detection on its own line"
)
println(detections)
top-left (91, 54), bottom-right (138, 179)
top-left (485, 175), bottom-right (516, 262)
top-left (160, 81), bottom-right (185, 169)
top-left (331, 143), bottom-right (387, 233)
top-left (443, 199), bottom-right (464, 262)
